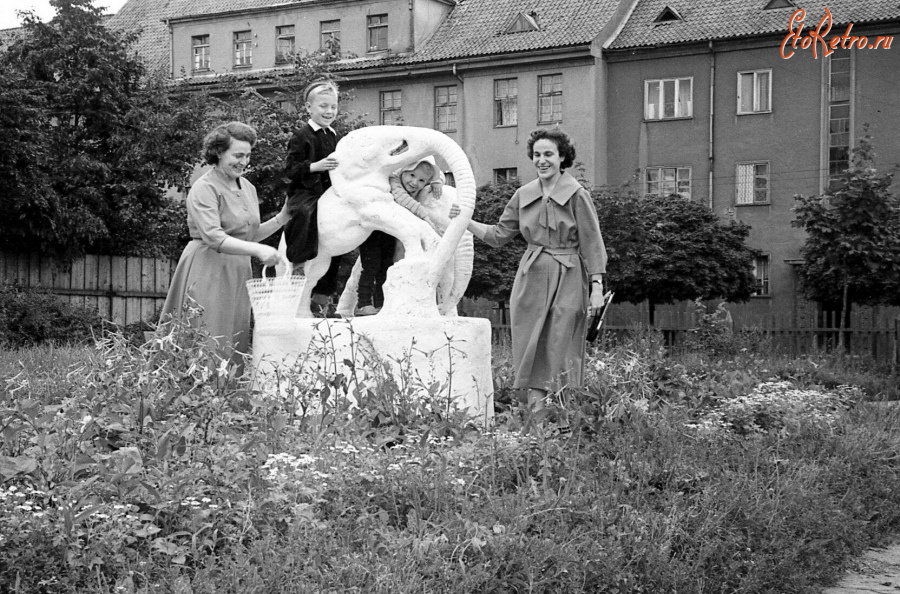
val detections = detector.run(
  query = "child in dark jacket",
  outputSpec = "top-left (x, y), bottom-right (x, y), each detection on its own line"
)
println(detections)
top-left (283, 80), bottom-right (341, 312)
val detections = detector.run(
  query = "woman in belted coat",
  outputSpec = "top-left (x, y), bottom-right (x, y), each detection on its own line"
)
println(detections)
top-left (457, 129), bottom-right (607, 400)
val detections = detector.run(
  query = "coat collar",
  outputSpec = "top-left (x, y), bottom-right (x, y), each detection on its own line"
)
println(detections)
top-left (308, 120), bottom-right (335, 135)
top-left (519, 171), bottom-right (582, 207)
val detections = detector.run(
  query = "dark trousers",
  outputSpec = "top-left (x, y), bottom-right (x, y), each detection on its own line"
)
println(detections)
top-left (284, 192), bottom-right (318, 263)
top-left (358, 231), bottom-right (395, 308)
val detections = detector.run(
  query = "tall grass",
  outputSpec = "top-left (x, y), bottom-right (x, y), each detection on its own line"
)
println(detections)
top-left (1, 322), bottom-right (899, 593)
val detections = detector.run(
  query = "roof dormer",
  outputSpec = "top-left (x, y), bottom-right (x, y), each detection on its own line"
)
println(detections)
top-left (763, 0), bottom-right (796, 9)
top-left (653, 6), bottom-right (683, 23)
top-left (504, 11), bottom-right (541, 34)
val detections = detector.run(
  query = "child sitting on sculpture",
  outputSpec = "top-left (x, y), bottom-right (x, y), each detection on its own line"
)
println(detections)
top-left (354, 157), bottom-right (444, 316)
top-left (283, 80), bottom-right (342, 316)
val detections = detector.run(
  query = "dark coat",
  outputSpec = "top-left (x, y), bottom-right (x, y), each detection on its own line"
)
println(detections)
top-left (283, 123), bottom-right (338, 262)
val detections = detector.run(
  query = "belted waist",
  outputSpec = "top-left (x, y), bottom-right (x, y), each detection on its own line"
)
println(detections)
top-left (522, 244), bottom-right (579, 273)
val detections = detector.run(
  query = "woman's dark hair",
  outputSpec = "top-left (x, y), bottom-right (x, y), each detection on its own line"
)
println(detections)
top-left (202, 121), bottom-right (258, 165)
top-left (526, 128), bottom-right (576, 170)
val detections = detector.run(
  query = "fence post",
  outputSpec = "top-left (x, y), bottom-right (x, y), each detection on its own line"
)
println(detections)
top-left (893, 317), bottom-right (898, 375)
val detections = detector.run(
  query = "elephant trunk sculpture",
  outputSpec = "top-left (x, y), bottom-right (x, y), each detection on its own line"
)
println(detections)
top-left (424, 132), bottom-right (475, 286)
top-left (277, 126), bottom-right (476, 318)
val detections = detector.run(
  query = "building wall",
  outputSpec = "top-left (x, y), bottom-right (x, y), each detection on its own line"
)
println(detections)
top-left (606, 28), bottom-right (900, 323)
top-left (169, 1), bottom-right (451, 77)
top-left (854, 33), bottom-right (900, 180)
top-left (710, 42), bottom-right (823, 322)
top-left (343, 61), bottom-right (601, 186)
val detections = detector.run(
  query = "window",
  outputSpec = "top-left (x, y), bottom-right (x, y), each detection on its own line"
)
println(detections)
top-left (752, 255), bottom-right (770, 296)
top-left (736, 162), bottom-right (770, 204)
top-left (829, 104), bottom-right (850, 176)
top-left (320, 20), bottom-right (340, 52)
top-left (276, 25), bottom-right (294, 64)
top-left (434, 85), bottom-right (457, 132)
top-left (538, 74), bottom-right (562, 123)
top-left (192, 35), bottom-right (210, 71)
top-left (494, 78), bottom-right (517, 127)
top-left (645, 77), bottom-right (692, 119)
top-left (380, 90), bottom-right (402, 125)
top-left (828, 53), bottom-right (851, 179)
top-left (233, 30), bottom-right (252, 67)
top-left (737, 70), bottom-right (771, 114)
top-left (367, 14), bottom-right (388, 52)
top-left (646, 166), bottom-right (691, 200)
top-left (494, 168), bottom-right (518, 184)
top-left (276, 100), bottom-right (294, 112)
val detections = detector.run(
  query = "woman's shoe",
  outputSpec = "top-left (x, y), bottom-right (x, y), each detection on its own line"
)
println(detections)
top-left (354, 305), bottom-right (379, 316)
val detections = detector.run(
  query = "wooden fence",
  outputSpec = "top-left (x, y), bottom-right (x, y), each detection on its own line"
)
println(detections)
top-left (3, 250), bottom-right (898, 364)
top-left (0, 251), bottom-right (177, 327)
top-left (471, 300), bottom-right (900, 366)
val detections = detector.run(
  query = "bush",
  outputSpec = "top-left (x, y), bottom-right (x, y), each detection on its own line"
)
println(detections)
top-left (0, 283), bottom-right (104, 348)
top-left (3, 321), bottom-right (900, 592)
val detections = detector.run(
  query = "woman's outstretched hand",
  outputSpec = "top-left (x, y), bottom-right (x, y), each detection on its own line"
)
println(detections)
top-left (255, 245), bottom-right (283, 267)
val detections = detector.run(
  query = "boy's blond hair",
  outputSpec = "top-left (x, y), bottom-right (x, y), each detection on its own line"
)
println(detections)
top-left (304, 80), bottom-right (339, 103)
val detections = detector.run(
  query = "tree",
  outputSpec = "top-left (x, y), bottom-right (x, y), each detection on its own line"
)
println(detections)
top-left (0, 0), bottom-right (208, 259)
top-left (208, 58), bottom-right (368, 230)
top-left (596, 186), bottom-right (758, 324)
top-left (464, 181), bottom-right (758, 325)
top-left (0, 0), bottom-right (368, 261)
top-left (792, 134), bottom-right (900, 346)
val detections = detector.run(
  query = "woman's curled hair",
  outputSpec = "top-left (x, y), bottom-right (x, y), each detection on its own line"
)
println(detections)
top-left (203, 121), bottom-right (258, 165)
top-left (526, 128), bottom-right (576, 170)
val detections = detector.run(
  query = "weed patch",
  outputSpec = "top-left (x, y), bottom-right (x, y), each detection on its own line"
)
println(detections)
top-left (1, 323), bottom-right (899, 592)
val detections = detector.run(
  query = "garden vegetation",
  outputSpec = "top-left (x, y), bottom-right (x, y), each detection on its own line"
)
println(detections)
top-left (2, 304), bottom-right (900, 593)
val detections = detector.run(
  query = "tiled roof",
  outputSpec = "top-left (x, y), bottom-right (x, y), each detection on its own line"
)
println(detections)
top-left (396, 0), bottom-right (620, 64)
top-left (109, 0), bottom-right (620, 76)
top-left (163, 0), bottom-right (316, 19)
top-left (608, 0), bottom-right (900, 49)
top-left (106, 0), bottom-right (180, 75)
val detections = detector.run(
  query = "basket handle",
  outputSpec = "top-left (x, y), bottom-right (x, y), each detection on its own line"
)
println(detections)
top-left (262, 256), bottom-right (299, 284)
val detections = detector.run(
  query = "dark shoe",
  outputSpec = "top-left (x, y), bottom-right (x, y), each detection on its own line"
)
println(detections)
top-left (313, 303), bottom-right (341, 318)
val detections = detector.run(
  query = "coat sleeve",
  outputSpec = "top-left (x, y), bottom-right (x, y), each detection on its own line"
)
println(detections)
top-left (390, 174), bottom-right (429, 219)
top-left (187, 182), bottom-right (229, 251)
top-left (480, 191), bottom-right (522, 248)
top-left (284, 130), bottom-right (317, 191)
top-left (573, 189), bottom-right (607, 275)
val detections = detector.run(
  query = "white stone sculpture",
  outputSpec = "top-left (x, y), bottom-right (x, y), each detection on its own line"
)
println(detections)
top-left (336, 182), bottom-right (475, 317)
top-left (276, 125), bottom-right (476, 318)
top-left (260, 126), bottom-right (492, 422)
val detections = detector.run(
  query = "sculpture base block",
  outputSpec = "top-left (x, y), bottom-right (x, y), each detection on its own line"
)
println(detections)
top-left (252, 316), bottom-right (494, 423)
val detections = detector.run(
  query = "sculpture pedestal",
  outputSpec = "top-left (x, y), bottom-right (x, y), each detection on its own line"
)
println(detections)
top-left (252, 316), bottom-right (494, 424)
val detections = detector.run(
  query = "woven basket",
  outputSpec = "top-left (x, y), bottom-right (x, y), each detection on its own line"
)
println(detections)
top-left (246, 267), bottom-right (306, 324)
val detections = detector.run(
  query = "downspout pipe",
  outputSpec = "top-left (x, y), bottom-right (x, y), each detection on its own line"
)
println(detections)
top-left (452, 63), bottom-right (465, 173)
top-left (165, 19), bottom-right (175, 79)
top-left (408, 0), bottom-right (415, 52)
top-left (708, 40), bottom-right (715, 211)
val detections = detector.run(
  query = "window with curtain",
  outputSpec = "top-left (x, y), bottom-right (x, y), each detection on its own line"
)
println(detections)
top-left (645, 77), bottom-right (692, 119)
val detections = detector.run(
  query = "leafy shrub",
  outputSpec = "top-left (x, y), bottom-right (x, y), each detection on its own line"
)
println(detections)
top-left (3, 319), bottom-right (900, 592)
top-left (0, 283), bottom-right (104, 348)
